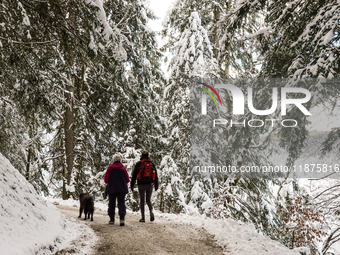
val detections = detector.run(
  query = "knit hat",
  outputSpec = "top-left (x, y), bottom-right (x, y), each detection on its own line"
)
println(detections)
top-left (112, 154), bottom-right (122, 163)
top-left (141, 149), bottom-right (149, 158)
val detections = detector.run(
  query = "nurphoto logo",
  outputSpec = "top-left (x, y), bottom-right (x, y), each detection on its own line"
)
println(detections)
top-left (196, 81), bottom-right (312, 128)
top-left (191, 78), bottom-right (340, 180)
top-left (197, 82), bottom-right (311, 116)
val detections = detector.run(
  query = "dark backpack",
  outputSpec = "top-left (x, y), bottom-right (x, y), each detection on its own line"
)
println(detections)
top-left (138, 159), bottom-right (155, 182)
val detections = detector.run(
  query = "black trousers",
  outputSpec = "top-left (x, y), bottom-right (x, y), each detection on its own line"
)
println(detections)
top-left (138, 183), bottom-right (153, 218)
top-left (108, 193), bottom-right (126, 220)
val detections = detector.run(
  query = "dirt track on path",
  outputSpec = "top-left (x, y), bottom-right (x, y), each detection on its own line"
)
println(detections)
top-left (57, 205), bottom-right (224, 255)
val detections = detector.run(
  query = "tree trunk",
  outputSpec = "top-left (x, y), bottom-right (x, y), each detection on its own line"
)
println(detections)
top-left (64, 89), bottom-right (74, 199)
top-left (62, 165), bottom-right (67, 200)
top-left (75, 153), bottom-right (83, 196)
top-left (213, 8), bottom-right (220, 60)
top-left (26, 147), bottom-right (31, 180)
top-left (160, 188), bottom-right (164, 212)
top-left (225, 42), bottom-right (231, 78)
top-left (62, 4), bottom-right (75, 200)
top-left (224, 1), bottom-right (231, 78)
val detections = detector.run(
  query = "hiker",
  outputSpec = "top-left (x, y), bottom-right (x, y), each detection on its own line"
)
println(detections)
top-left (131, 150), bottom-right (158, 222)
top-left (104, 154), bottom-right (130, 226)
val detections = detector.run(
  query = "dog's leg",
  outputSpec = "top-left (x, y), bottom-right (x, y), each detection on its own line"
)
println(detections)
top-left (78, 206), bottom-right (83, 218)
top-left (91, 213), bottom-right (93, 221)
top-left (78, 193), bottom-right (85, 218)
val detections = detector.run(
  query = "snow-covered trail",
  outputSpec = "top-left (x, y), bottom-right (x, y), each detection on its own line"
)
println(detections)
top-left (57, 205), bottom-right (225, 255)
top-left (1, 153), bottom-right (299, 255)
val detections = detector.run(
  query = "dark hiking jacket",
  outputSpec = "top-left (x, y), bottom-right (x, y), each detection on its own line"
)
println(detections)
top-left (104, 162), bottom-right (130, 194)
top-left (131, 157), bottom-right (158, 190)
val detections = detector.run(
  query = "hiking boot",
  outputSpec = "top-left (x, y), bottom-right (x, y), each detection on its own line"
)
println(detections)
top-left (109, 220), bottom-right (114, 225)
top-left (120, 219), bottom-right (125, 226)
top-left (150, 211), bottom-right (155, 222)
top-left (139, 218), bottom-right (145, 222)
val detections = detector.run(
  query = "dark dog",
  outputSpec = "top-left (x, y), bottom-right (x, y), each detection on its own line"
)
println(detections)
top-left (78, 193), bottom-right (94, 221)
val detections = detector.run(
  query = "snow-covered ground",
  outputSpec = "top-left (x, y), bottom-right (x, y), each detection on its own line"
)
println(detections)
top-left (1, 152), bottom-right (300, 254)
top-left (157, 211), bottom-right (301, 254)
top-left (53, 197), bottom-right (301, 255)
top-left (0, 153), bottom-right (97, 255)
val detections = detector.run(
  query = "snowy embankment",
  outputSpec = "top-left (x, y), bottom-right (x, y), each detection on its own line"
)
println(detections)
top-left (0, 153), bottom-right (97, 255)
top-left (158, 212), bottom-right (301, 255)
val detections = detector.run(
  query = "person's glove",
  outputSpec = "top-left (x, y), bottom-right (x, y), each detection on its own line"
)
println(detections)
top-left (155, 187), bottom-right (158, 191)
top-left (130, 187), bottom-right (134, 192)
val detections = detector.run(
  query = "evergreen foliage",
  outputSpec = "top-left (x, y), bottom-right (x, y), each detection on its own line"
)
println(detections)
top-left (161, 11), bottom-right (218, 212)
top-left (0, 0), bottom-right (164, 199)
top-left (1, 0), bottom-right (340, 253)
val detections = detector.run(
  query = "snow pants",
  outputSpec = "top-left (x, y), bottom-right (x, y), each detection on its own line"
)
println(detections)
top-left (138, 183), bottom-right (153, 218)
top-left (108, 193), bottom-right (126, 221)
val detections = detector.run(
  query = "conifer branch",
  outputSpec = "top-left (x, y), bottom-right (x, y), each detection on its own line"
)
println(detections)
top-left (0, 36), bottom-right (59, 45)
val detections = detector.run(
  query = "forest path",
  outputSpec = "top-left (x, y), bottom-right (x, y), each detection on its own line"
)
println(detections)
top-left (56, 204), bottom-right (225, 255)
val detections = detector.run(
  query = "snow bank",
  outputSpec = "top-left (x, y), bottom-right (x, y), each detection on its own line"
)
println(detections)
top-left (0, 153), bottom-right (96, 255)
top-left (156, 211), bottom-right (300, 255)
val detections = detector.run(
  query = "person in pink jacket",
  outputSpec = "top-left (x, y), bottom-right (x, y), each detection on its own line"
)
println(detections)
top-left (104, 154), bottom-right (130, 226)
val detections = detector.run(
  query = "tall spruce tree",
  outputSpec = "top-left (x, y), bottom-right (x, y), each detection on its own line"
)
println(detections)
top-left (163, 0), bottom-right (261, 78)
top-left (163, 11), bottom-right (219, 211)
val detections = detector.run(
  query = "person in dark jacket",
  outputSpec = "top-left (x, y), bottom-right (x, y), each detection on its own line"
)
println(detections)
top-left (130, 150), bottom-right (158, 222)
top-left (104, 154), bottom-right (130, 226)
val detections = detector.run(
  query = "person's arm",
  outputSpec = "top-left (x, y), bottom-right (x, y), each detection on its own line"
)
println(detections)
top-left (104, 166), bottom-right (111, 183)
top-left (123, 167), bottom-right (130, 183)
top-left (130, 162), bottom-right (140, 190)
top-left (153, 162), bottom-right (158, 190)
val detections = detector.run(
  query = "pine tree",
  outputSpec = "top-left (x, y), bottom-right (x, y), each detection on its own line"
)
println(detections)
top-left (155, 156), bottom-right (186, 213)
top-left (0, 0), bottom-right (165, 199)
top-left (62, 0), bottom-right (166, 198)
top-left (260, 0), bottom-right (340, 79)
top-left (163, 11), bottom-right (218, 210)
top-left (186, 177), bottom-right (213, 214)
top-left (163, 0), bottom-right (261, 78)
top-left (165, 10), bottom-right (218, 168)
